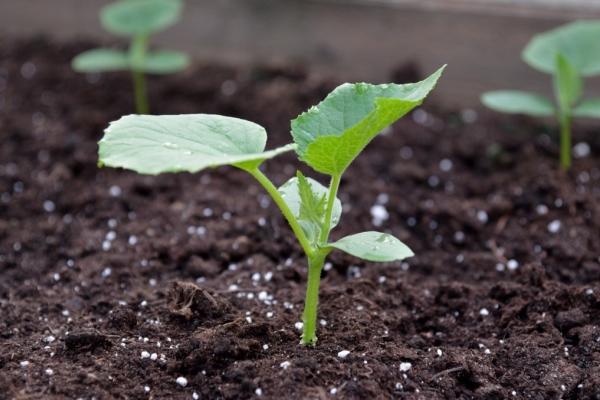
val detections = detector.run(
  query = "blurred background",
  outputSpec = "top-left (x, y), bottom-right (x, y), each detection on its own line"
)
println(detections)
top-left (2, 0), bottom-right (600, 107)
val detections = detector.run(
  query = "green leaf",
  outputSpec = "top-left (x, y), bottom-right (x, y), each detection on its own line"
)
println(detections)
top-left (101, 0), bottom-right (184, 36)
top-left (138, 49), bottom-right (190, 74)
top-left (291, 66), bottom-right (445, 175)
top-left (323, 232), bottom-right (414, 262)
top-left (278, 173), bottom-right (342, 242)
top-left (481, 91), bottom-right (556, 117)
top-left (297, 172), bottom-right (327, 224)
top-left (522, 20), bottom-right (600, 76)
top-left (98, 114), bottom-right (295, 175)
top-left (554, 52), bottom-right (583, 113)
top-left (71, 49), bottom-right (129, 72)
top-left (573, 98), bottom-right (600, 118)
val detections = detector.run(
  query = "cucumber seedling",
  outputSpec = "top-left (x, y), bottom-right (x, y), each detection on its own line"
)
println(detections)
top-left (98, 66), bottom-right (445, 345)
top-left (481, 20), bottom-right (600, 169)
top-left (72, 0), bottom-right (189, 114)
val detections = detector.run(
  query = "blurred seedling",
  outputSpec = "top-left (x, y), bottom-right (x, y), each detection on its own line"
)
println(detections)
top-left (72, 0), bottom-right (189, 114)
top-left (482, 20), bottom-right (600, 169)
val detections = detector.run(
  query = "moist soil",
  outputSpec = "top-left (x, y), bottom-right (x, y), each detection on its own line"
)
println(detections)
top-left (1, 37), bottom-right (600, 400)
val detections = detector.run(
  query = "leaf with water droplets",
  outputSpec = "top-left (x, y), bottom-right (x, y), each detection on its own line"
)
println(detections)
top-left (99, 114), bottom-right (295, 175)
top-left (291, 66), bottom-right (445, 175)
top-left (322, 232), bottom-right (413, 262)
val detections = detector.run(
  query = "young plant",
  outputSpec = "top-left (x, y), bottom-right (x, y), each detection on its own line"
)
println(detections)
top-left (72, 0), bottom-right (189, 114)
top-left (98, 66), bottom-right (445, 345)
top-left (481, 20), bottom-right (600, 169)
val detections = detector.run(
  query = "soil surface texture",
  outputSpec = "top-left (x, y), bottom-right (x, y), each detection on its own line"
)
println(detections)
top-left (1, 37), bottom-right (600, 400)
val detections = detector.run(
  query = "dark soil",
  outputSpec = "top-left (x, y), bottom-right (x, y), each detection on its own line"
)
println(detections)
top-left (1, 37), bottom-right (600, 400)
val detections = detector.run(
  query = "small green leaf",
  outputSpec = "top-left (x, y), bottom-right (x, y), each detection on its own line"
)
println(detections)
top-left (101, 0), bottom-right (183, 36)
top-left (71, 49), bottom-right (129, 72)
top-left (573, 98), bottom-right (600, 118)
top-left (138, 49), bottom-right (190, 74)
top-left (278, 174), bottom-right (342, 243)
top-left (522, 20), bottom-right (600, 76)
top-left (554, 52), bottom-right (583, 113)
top-left (99, 114), bottom-right (295, 175)
top-left (481, 91), bottom-right (556, 117)
top-left (323, 232), bottom-right (414, 262)
top-left (291, 66), bottom-right (445, 175)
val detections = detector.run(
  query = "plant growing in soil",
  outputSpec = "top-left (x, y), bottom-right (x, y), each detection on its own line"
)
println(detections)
top-left (481, 20), bottom-right (600, 169)
top-left (98, 66), bottom-right (445, 345)
top-left (71, 0), bottom-right (189, 114)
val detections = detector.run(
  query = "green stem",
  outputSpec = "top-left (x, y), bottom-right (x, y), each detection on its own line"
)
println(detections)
top-left (129, 34), bottom-right (149, 114)
top-left (319, 174), bottom-right (341, 244)
top-left (559, 114), bottom-right (571, 170)
top-left (300, 248), bottom-right (329, 345)
top-left (248, 168), bottom-right (316, 258)
top-left (132, 70), bottom-right (149, 114)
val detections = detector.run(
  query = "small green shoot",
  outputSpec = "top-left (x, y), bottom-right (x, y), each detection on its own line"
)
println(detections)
top-left (481, 20), bottom-right (600, 169)
top-left (72, 0), bottom-right (189, 114)
top-left (98, 66), bottom-right (445, 345)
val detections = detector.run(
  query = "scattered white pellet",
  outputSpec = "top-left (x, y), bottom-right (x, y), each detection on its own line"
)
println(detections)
top-left (45, 369), bottom-right (53, 375)
top-left (263, 344), bottom-right (269, 350)
top-left (495, 263), bottom-right (505, 272)
top-left (176, 377), bottom-right (188, 387)
top-left (44, 335), bottom-right (56, 343)
top-left (258, 291), bottom-right (268, 301)
top-left (266, 312), bottom-right (274, 318)
top-left (258, 218), bottom-right (266, 226)
top-left (193, 392), bottom-right (199, 400)
top-left (128, 236), bottom-right (137, 245)
top-left (252, 272), bottom-right (261, 281)
top-left (109, 185), bottom-right (122, 197)
top-left (106, 231), bottom-right (117, 241)
top-left (399, 362), bottom-right (412, 372)
top-left (101, 268), bottom-right (111, 278)
top-left (437, 349), bottom-right (443, 356)
top-left (484, 349), bottom-right (491, 354)
top-left (141, 351), bottom-right (150, 358)
top-left (319, 319), bottom-right (327, 326)
top-left (20, 361), bottom-right (30, 367)
top-left (102, 241), bottom-right (111, 251)
top-left (43, 200), bottom-right (55, 212)
top-left (330, 387), bottom-right (338, 394)
top-left (337, 350), bottom-right (350, 359)
top-left (144, 386), bottom-right (150, 392)
top-left (264, 271), bottom-right (273, 281)
top-left (294, 322), bottom-right (304, 330)
top-left (507, 259), bottom-right (519, 270)
top-left (150, 353), bottom-right (157, 361)
top-left (480, 308), bottom-right (490, 316)
top-left (536, 204), bottom-right (548, 215)
top-left (280, 361), bottom-right (291, 369)
top-left (548, 220), bottom-right (561, 233)
top-left (246, 317), bottom-right (252, 323)
top-left (477, 210), bottom-right (488, 224)
top-left (370, 204), bottom-right (389, 226)
top-left (255, 388), bottom-right (262, 396)
top-left (572, 142), bottom-right (591, 158)
top-left (228, 284), bottom-right (238, 291)
top-left (586, 289), bottom-right (594, 295)
top-left (439, 158), bottom-right (453, 172)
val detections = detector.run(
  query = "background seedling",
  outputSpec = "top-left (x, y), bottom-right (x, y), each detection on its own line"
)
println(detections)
top-left (72, 0), bottom-right (189, 114)
top-left (481, 20), bottom-right (600, 169)
top-left (98, 66), bottom-right (445, 345)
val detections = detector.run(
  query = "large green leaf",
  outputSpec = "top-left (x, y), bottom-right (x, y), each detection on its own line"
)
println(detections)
top-left (278, 173), bottom-right (342, 243)
top-left (101, 0), bottom-right (184, 36)
top-left (522, 20), bottom-right (600, 76)
top-left (481, 91), bottom-right (556, 117)
top-left (291, 66), bottom-right (445, 175)
top-left (573, 98), bottom-right (600, 118)
top-left (323, 232), bottom-right (414, 262)
top-left (98, 114), bottom-right (295, 175)
top-left (138, 49), bottom-right (190, 74)
top-left (554, 52), bottom-right (583, 112)
top-left (71, 49), bottom-right (129, 72)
